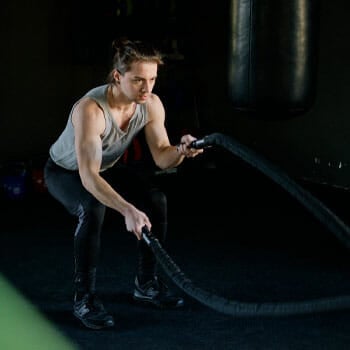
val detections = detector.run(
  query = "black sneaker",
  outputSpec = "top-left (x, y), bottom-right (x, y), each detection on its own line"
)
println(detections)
top-left (133, 276), bottom-right (184, 309)
top-left (73, 293), bottom-right (115, 330)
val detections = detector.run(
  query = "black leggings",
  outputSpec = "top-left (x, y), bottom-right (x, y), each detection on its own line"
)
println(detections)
top-left (44, 158), bottom-right (167, 287)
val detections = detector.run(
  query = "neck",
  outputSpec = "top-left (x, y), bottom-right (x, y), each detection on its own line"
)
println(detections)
top-left (108, 84), bottom-right (134, 111)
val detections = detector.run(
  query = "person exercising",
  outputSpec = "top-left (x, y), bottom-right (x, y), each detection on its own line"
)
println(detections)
top-left (44, 38), bottom-right (203, 330)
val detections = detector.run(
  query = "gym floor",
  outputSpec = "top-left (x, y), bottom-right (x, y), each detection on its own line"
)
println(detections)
top-left (1, 152), bottom-right (350, 349)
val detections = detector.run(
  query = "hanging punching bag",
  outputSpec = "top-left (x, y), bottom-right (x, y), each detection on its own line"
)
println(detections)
top-left (228, 0), bottom-right (320, 117)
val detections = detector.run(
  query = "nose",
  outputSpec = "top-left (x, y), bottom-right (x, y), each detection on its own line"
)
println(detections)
top-left (142, 81), bottom-right (153, 93)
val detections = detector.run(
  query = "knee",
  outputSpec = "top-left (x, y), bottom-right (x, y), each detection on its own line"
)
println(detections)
top-left (76, 200), bottom-right (106, 228)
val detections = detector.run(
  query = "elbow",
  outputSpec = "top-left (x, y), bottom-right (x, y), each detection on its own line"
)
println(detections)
top-left (79, 170), bottom-right (98, 193)
top-left (80, 176), bottom-right (93, 193)
top-left (80, 177), bottom-right (91, 191)
top-left (155, 161), bottom-right (168, 170)
top-left (155, 160), bottom-right (178, 170)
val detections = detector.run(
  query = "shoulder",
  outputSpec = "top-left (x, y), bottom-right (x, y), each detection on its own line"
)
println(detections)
top-left (74, 97), bottom-right (104, 118)
top-left (145, 93), bottom-right (165, 121)
top-left (85, 84), bottom-right (108, 98)
top-left (147, 92), bottom-right (163, 105)
top-left (72, 97), bottom-right (105, 134)
top-left (73, 84), bottom-right (108, 115)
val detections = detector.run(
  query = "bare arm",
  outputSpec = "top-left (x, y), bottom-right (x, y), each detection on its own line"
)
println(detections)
top-left (144, 94), bottom-right (203, 170)
top-left (72, 99), bottom-right (151, 239)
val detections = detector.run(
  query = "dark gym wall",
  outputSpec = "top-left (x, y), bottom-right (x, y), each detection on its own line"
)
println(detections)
top-left (189, 0), bottom-right (350, 189)
top-left (1, 0), bottom-right (350, 189)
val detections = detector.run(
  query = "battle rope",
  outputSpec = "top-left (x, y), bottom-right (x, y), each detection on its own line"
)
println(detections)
top-left (142, 228), bottom-right (350, 316)
top-left (191, 132), bottom-right (350, 249)
top-left (141, 132), bottom-right (350, 317)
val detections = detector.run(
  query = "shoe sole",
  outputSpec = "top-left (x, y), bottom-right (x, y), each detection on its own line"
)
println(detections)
top-left (73, 311), bottom-right (115, 330)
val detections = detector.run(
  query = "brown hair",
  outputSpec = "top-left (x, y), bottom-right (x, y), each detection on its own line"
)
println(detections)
top-left (107, 38), bottom-right (164, 83)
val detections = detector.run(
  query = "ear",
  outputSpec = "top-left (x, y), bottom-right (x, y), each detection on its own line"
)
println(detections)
top-left (112, 69), bottom-right (121, 83)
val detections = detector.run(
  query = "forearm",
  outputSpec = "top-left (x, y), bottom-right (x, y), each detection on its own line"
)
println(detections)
top-left (154, 145), bottom-right (185, 170)
top-left (154, 136), bottom-right (203, 169)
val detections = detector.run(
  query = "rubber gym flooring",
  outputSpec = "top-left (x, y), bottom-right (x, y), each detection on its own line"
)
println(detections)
top-left (1, 153), bottom-right (350, 349)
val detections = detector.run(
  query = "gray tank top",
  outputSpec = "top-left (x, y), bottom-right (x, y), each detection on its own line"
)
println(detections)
top-left (49, 84), bottom-right (149, 171)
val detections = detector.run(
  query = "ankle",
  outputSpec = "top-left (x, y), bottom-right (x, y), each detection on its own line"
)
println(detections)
top-left (137, 275), bottom-right (154, 286)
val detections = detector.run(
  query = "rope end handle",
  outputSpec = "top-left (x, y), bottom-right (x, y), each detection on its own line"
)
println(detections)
top-left (141, 226), bottom-right (152, 246)
top-left (190, 135), bottom-right (215, 149)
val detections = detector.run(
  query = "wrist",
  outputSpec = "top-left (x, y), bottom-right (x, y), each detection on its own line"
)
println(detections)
top-left (176, 143), bottom-right (185, 156)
